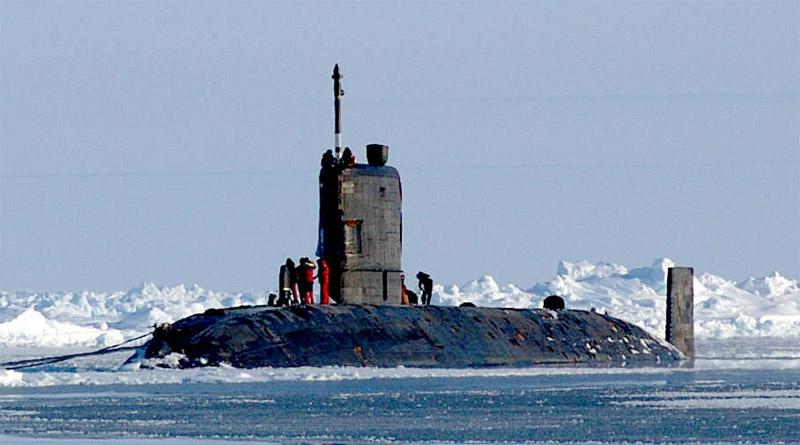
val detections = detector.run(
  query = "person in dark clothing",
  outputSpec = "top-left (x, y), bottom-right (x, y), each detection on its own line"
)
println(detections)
top-left (406, 289), bottom-right (419, 305)
top-left (268, 293), bottom-right (277, 307)
top-left (286, 258), bottom-right (299, 304)
top-left (275, 293), bottom-right (291, 307)
top-left (320, 149), bottom-right (336, 169)
top-left (417, 271), bottom-right (433, 306)
top-left (340, 147), bottom-right (356, 167)
top-left (279, 260), bottom-right (294, 304)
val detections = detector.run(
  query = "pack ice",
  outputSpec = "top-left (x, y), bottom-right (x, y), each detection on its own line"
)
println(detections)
top-left (0, 258), bottom-right (798, 348)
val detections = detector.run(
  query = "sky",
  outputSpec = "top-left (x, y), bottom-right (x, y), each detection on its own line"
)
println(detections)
top-left (1, 1), bottom-right (798, 292)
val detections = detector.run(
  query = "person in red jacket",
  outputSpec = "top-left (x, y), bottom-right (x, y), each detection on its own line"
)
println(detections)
top-left (296, 257), bottom-right (317, 305)
top-left (317, 258), bottom-right (330, 305)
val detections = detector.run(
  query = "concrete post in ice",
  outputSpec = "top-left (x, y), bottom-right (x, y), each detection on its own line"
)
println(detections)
top-left (666, 267), bottom-right (694, 360)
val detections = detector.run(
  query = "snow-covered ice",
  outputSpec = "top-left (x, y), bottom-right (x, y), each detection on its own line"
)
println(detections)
top-left (1, 258), bottom-right (798, 350)
top-left (0, 308), bottom-right (123, 347)
top-left (436, 258), bottom-right (800, 338)
top-left (0, 283), bottom-right (269, 347)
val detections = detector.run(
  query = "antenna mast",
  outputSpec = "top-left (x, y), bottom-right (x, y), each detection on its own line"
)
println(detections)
top-left (332, 64), bottom-right (343, 159)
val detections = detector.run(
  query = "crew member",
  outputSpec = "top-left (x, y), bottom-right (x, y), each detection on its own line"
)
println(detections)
top-left (321, 149), bottom-right (336, 169)
top-left (400, 274), bottom-right (409, 305)
top-left (340, 147), bottom-right (356, 167)
top-left (318, 258), bottom-right (330, 305)
top-left (297, 257), bottom-right (317, 305)
top-left (286, 258), bottom-right (299, 304)
top-left (281, 258), bottom-right (298, 304)
top-left (417, 271), bottom-right (433, 306)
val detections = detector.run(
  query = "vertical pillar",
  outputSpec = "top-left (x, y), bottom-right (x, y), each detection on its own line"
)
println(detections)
top-left (666, 267), bottom-right (695, 359)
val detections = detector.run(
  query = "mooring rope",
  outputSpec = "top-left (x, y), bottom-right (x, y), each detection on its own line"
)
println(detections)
top-left (0, 330), bottom-right (154, 371)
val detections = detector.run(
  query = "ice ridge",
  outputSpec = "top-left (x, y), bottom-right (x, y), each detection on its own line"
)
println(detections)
top-left (1, 258), bottom-right (798, 347)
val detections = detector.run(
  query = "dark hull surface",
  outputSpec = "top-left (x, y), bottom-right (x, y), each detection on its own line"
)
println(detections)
top-left (142, 305), bottom-right (683, 368)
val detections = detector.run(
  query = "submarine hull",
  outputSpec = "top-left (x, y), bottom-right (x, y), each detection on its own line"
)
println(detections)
top-left (141, 305), bottom-right (683, 368)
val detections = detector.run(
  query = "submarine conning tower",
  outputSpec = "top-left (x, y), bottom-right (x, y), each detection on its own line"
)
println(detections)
top-left (317, 65), bottom-right (403, 305)
top-left (318, 146), bottom-right (403, 305)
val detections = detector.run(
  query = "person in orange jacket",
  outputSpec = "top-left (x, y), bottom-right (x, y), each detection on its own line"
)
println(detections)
top-left (400, 274), bottom-right (409, 305)
top-left (296, 257), bottom-right (317, 305)
top-left (318, 258), bottom-right (330, 305)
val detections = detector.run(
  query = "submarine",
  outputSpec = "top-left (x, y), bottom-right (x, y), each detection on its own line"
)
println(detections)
top-left (138, 65), bottom-right (694, 369)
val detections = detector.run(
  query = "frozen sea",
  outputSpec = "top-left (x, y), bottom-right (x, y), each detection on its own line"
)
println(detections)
top-left (1, 338), bottom-right (799, 444)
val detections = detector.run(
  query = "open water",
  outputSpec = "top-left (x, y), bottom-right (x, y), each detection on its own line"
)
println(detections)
top-left (0, 338), bottom-right (800, 445)
top-left (0, 338), bottom-right (799, 444)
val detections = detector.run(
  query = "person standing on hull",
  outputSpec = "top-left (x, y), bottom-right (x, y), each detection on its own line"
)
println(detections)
top-left (281, 258), bottom-right (298, 304)
top-left (286, 258), bottom-right (300, 304)
top-left (297, 257), bottom-right (317, 305)
top-left (317, 258), bottom-right (330, 305)
top-left (400, 274), bottom-right (409, 305)
top-left (417, 271), bottom-right (433, 306)
top-left (401, 274), bottom-right (419, 306)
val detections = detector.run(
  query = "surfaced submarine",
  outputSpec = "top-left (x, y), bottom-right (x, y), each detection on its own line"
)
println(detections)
top-left (143, 305), bottom-right (683, 368)
top-left (138, 65), bottom-right (694, 369)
